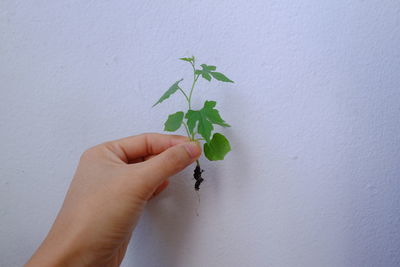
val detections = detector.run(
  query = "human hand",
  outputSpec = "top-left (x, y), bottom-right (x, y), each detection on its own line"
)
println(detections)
top-left (26, 133), bottom-right (201, 267)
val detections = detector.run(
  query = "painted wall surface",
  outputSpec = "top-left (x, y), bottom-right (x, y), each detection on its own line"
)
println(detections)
top-left (1, 1), bottom-right (399, 266)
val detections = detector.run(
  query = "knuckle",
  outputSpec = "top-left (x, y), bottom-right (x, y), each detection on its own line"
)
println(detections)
top-left (80, 147), bottom-right (96, 161)
top-left (79, 145), bottom-right (103, 161)
top-left (101, 141), bottom-right (117, 153)
top-left (139, 132), bottom-right (159, 139)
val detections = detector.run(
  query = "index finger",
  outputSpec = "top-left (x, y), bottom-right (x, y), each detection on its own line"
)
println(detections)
top-left (105, 133), bottom-right (190, 163)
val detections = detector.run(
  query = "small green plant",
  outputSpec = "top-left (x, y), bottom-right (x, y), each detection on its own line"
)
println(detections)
top-left (152, 56), bottom-right (233, 190)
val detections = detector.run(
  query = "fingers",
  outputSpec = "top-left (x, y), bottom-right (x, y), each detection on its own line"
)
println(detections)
top-left (105, 133), bottom-right (190, 163)
top-left (136, 142), bottom-right (201, 186)
top-left (129, 154), bottom-right (155, 164)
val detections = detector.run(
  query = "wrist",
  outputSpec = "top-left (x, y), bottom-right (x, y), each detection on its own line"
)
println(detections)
top-left (25, 229), bottom-right (90, 267)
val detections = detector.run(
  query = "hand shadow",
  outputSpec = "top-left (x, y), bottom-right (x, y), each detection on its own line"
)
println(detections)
top-left (126, 169), bottom-right (199, 267)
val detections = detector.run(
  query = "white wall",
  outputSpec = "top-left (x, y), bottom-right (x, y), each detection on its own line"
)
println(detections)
top-left (1, 1), bottom-right (399, 266)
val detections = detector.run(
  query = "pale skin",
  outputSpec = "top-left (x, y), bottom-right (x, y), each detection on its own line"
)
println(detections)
top-left (25, 133), bottom-right (201, 267)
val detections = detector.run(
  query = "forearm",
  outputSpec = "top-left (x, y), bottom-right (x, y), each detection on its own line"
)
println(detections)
top-left (25, 215), bottom-right (90, 267)
top-left (26, 234), bottom-right (87, 267)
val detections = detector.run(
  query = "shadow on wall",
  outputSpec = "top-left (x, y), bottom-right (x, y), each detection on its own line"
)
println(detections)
top-left (127, 171), bottom-right (199, 267)
top-left (126, 136), bottom-right (252, 267)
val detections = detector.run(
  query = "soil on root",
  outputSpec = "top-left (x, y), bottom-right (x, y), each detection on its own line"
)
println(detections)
top-left (193, 162), bottom-right (204, 191)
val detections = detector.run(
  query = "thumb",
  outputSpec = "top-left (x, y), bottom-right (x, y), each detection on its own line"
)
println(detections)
top-left (138, 141), bottom-right (201, 184)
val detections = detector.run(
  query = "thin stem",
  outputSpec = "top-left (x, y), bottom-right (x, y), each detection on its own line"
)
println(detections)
top-left (177, 87), bottom-right (190, 103)
top-left (188, 61), bottom-right (199, 110)
top-left (181, 59), bottom-right (199, 141)
top-left (182, 122), bottom-right (191, 138)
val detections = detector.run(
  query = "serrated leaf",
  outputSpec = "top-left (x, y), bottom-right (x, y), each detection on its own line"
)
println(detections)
top-left (152, 79), bottom-right (183, 107)
top-left (210, 72), bottom-right (234, 83)
top-left (164, 111), bottom-right (184, 132)
top-left (185, 100), bottom-right (230, 142)
top-left (204, 133), bottom-right (231, 161)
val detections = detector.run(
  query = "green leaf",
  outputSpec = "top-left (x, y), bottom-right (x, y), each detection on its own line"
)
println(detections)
top-left (201, 101), bottom-right (230, 127)
top-left (200, 64), bottom-right (216, 71)
top-left (210, 72), bottom-right (234, 83)
top-left (185, 100), bottom-right (230, 142)
top-left (180, 56), bottom-right (194, 63)
top-left (164, 111), bottom-right (184, 132)
top-left (195, 64), bottom-right (214, 82)
top-left (152, 79), bottom-right (183, 107)
top-left (204, 133), bottom-right (231, 161)
top-left (196, 64), bottom-right (233, 83)
top-left (202, 72), bottom-right (212, 81)
top-left (186, 109), bottom-right (208, 138)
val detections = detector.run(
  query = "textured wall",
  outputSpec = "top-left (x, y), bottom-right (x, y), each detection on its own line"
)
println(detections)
top-left (1, 1), bottom-right (400, 266)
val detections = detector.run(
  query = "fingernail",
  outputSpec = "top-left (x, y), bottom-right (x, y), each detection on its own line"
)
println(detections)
top-left (184, 142), bottom-right (201, 158)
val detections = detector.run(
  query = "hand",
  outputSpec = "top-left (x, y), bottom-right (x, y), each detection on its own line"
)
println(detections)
top-left (26, 133), bottom-right (201, 267)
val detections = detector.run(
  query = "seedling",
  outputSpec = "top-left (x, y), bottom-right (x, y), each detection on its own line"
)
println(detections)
top-left (152, 56), bottom-right (233, 190)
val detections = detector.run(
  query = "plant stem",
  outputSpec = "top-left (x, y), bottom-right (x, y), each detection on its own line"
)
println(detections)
top-left (178, 86), bottom-right (189, 103)
top-left (182, 121), bottom-right (191, 138)
top-left (188, 61), bottom-right (199, 110)
top-left (181, 59), bottom-right (200, 141)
